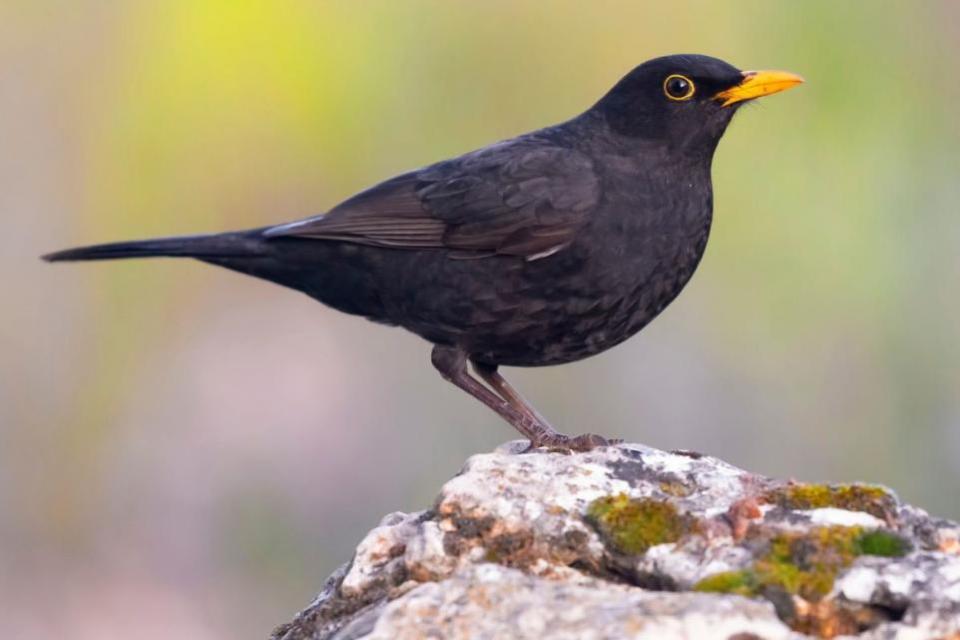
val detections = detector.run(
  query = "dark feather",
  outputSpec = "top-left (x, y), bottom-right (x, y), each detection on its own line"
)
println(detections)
top-left (264, 140), bottom-right (600, 260)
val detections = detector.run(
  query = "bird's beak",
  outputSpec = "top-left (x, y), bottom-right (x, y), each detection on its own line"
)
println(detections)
top-left (714, 70), bottom-right (805, 107)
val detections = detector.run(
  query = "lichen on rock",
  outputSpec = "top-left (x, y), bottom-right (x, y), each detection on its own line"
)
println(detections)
top-left (694, 526), bottom-right (911, 601)
top-left (764, 484), bottom-right (899, 521)
top-left (273, 441), bottom-right (960, 640)
top-left (586, 493), bottom-right (700, 555)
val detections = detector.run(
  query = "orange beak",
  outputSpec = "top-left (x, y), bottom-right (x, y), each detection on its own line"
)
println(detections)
top-left (714, 70), bottom-right (805, 107)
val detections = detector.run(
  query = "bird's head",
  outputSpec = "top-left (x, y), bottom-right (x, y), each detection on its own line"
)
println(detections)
top-left (594, 54), bottom-right (803, 157)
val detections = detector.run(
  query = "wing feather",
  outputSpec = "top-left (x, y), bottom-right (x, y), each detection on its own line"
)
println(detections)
top-left (265, 140), bottom-right (600, 260)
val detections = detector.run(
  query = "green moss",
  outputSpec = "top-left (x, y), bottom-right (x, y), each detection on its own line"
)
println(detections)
top-left (756, 527), bottom-right (865, 600)
top-left (586, 494), bottom-right (697, 555)
top-left (854, 530), bottom-right (910, 557)
top-left (694, 525), bottom-right (909, 603)
top-left (694, 570), bottom-right (758, 596)
top-left (694, 525), bottom-right (912, 635)
top-left (765, 483), bottom-right (896, 520)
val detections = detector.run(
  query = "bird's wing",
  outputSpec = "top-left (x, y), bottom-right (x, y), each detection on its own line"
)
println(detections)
top-left (265, 142), bottom-right (601, 260)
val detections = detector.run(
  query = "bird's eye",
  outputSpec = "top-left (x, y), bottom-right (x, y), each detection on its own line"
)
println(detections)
top-left (663, 74), bottom-right (695, 101)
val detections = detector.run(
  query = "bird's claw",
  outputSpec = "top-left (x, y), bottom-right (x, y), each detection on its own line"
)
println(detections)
top-left (522, 432), bottom-right (621, 454)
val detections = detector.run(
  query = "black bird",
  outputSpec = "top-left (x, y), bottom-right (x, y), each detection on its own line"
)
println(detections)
top-left (44, 54), bottom-right (803, 451)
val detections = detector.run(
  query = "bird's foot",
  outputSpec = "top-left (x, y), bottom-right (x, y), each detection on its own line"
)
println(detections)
top-left (523, 432), bottom-right (622, 454)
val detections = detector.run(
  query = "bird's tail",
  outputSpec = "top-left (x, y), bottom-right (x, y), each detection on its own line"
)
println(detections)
top-left (42, 231), bottom-right (267, 262)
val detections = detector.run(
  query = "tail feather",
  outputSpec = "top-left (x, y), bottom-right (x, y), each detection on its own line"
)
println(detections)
top-left (42, 231), bottom-right (266, 262)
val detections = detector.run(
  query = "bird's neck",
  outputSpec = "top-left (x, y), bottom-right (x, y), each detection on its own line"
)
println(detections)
top-left (593, 141), bottom-right (715, 247)
top-left (571, 110), bottom-right (721, 169)
top-left (561, 111), bottom-right (717, 238)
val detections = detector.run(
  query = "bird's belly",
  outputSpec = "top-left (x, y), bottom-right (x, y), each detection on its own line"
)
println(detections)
top-left (468, 261), bottom-right (699, 366)
top-left (386, 232), bottom-right (706, 367)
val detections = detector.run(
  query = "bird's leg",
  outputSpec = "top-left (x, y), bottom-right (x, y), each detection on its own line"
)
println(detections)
top-left (469, 359), bottom-right (619, 452)
top-left (469, 360), bottom-right (555, 432)
top-left (431, 345), bottom-right (549, 444)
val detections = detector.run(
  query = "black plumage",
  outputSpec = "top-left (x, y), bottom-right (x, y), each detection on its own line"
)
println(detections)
top-left (44, 54), bottom-right (803, 451)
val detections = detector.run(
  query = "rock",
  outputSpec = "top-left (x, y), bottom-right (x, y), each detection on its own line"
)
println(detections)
top-left (272, 442), bottom-right (960, 640)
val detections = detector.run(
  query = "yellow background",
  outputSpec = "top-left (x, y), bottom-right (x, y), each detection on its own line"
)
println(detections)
top-left (3, 1), bottom-right (958, 637)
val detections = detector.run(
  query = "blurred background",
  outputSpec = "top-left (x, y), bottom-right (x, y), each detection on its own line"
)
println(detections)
top-left (2, 1), bottom-right (958, 637)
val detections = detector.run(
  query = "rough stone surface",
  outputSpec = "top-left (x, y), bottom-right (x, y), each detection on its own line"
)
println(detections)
top-left (272, 442), bottom-right (960, 640)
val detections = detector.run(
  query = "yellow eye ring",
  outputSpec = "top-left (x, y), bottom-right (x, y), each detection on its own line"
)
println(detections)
top-left (663, 74), bottom-right (695, 101)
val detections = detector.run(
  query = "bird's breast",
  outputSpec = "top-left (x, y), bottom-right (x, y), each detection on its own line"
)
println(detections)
top-left (534, 171), bottom-right (714, 355)
top-left (585, 164), bottom-right (713, 292)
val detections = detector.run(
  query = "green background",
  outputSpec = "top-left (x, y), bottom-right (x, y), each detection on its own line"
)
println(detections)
top-left (3, 1), bottom-right (958, 637)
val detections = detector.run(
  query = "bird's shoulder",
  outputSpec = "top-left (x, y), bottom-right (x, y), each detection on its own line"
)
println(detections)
top-left (265, 130), bottom-right (601, 260)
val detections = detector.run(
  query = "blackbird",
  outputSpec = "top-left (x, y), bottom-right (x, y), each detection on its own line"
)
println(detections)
top-left (44, 54), bottom-right (803, 451)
